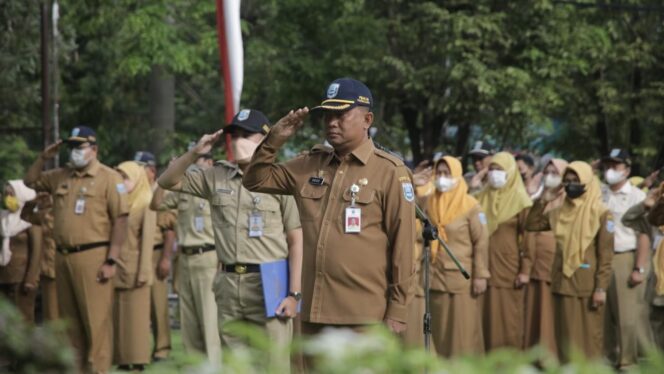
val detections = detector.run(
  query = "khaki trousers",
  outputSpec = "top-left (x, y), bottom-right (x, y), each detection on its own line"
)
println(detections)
top-left (41, 275), bottom-right (59, 321)
top-left (114, 286), bottom-right (151, 365)
top-left (150, 249), bottom-right (171, 359)
top-left (431, 291), bottom-right (484, 357)
top-left (177, 251), bottom-right (221, 363)
top-left (524, 280), bottom-right (557, 356)
top-left (554, 294), bottom-right (604, 362)
top-left (214, 271), bottom-right (292, 372)
top-left (0, 283), bottom-right (37, 323)
top-left (604, 251), bottom-right (655, 367)
top-left (402, 293), bottom-right (425, 349)
top-left (483, 286), bottom-right (524, 351)
top-left (56, 247), bottom-right (113, 373)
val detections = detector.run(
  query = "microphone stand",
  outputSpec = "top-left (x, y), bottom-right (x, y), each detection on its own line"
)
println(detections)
top-left (415, 203), bottom-right (470, 353)
top-left (371, 141), bottom-right (470, 352)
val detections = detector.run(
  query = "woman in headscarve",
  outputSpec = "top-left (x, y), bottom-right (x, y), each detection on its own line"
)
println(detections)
top-left (477, 152), bottom-right (533, 350)
top-left (414, 156), bottom-right (490, 357)
top-left (0, 180), bottom-right (42, 322)
top-left (526, 161), bottom-right (613, 361)
top-left (113, 161), bottom-right (155, 370)
top-left (523, 158), bottom-right (568, 355)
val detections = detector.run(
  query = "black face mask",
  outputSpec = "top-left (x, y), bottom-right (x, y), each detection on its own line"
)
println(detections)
top-left (564, 183), bottom-right (586, 199)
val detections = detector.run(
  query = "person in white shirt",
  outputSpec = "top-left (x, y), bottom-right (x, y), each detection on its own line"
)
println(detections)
top-left (601, 148), bottom-right (654, 369)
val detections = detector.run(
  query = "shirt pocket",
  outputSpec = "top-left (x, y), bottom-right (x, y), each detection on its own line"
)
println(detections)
top-left (177, 195), bottom-right (191, 212)
top-left (53, 186), bottom-right (70, 211)
top-left (211, 192), bottom-right (234, 226)
top-left (341, 188), bottom-right (377, 228)
top-left (298, 184), bottom-right (328, 221)
top-left (254, 198), bottom-right (281, 232)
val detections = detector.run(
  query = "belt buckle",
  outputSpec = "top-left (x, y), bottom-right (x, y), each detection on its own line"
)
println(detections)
top-left (236, 265), bottom-right (247, 274)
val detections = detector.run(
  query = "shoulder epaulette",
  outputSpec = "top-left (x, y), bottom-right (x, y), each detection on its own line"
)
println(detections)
top-left (310, 144), bottom-right (334, 154)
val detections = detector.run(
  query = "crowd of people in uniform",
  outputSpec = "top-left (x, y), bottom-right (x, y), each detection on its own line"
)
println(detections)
top-left (1, 77), bottom-right (664, 373)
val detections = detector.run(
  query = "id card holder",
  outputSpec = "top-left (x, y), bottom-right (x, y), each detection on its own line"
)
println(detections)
top-left (249, 211), bottom-right (264, 238)
top-left (74, 198), bottom-right (86, 215)
top-left (194, 216), bottom-right (205, 232)
top-left (345, 207), bottom-right (361, 233)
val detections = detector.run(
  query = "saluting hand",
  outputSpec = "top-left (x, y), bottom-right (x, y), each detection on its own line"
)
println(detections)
top-left (644, 184), bottom-right (662, 209)
top-left (412, 160), bottom-right (433, 187)
top-left (271, 108), bottom-right (309, 139)
top-left (192, 130), bottom-right (224, 156)
top-left (41, 140), bottom-right (63, 159)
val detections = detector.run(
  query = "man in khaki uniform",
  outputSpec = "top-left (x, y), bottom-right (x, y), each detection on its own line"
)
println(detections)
top-left (151, 153), bottom-right (221, 363)
top-left (134, 151), bottom-right (172, 361)
top-left (24, 126), bottom-right (128, 373)
top-left (243, 78), bottom-right (416, 334)
top-left (601, 149), bottom-right (654, 368)
top-left (158, 109), bottom-right (302, 371)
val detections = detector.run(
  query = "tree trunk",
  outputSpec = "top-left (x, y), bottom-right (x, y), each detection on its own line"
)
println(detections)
top-left (402, 106), bottom-right (421, 164)
top-left (422, 113), bottom-right (445, 162)
top-left (149, 65), bottom-right (175, 163)
top-left (628, 67), bottom-right (642, 175)
top-left (455, 122), bottom-right (471, 158)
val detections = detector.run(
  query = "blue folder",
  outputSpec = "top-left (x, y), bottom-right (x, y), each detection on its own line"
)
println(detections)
top-left (260, 259), bottom-right (301, 318)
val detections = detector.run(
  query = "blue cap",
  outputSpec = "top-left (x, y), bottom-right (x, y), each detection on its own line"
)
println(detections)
top-left (312, 78), bottom-right (373, 112)
top-left (224, 109), bottom-right (271, 135)
top-left (67, 126), bottom-right (97, 146)
top-left (133, 151), bottom-right (156, 166)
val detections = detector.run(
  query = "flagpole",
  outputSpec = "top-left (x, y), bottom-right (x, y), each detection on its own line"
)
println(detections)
top-left (215, 0), bottom-right (235, 161)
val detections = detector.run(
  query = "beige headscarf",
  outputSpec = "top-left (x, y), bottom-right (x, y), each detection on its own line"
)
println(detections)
top-left (550, 161), bottom-right (608, 277)
top-left (477, 152), bottom-right (533, 235)
top-left (0, 180), bottom-right (37, 266)
top-left (542, 158), bottom-right (569, 214)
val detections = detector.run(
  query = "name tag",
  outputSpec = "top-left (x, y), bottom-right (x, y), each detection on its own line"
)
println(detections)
top-left (74, 198), bottom-right (86, 215)
top-left (194, 216), bottom-right (205, 232)
top-left (249, 211), bottom-right (264, 237)
top-left (308, 177), bottom-right (324, 186)
top-left (345, 207), bottom-right (361, 234)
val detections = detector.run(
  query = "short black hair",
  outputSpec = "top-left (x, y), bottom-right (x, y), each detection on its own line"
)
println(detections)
top-left (515, 154), bottom-right (535, 168)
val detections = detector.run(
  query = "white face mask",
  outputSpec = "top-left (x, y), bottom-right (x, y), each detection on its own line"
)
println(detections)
top-left (434, 176), bottom-right (457, 192)
top-left (488, 170), bottom-right (508, 189)
top-left (232, 137), bottom-right (260, 162)
top-left (543, 174), bottom-right (562, 189)
top-left (70, 148), bottom-right (91, 169)
top-left (605, 168), bottom-right (626, 185)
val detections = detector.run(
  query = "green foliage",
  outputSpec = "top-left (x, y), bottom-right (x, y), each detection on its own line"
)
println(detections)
top-left (0, 298), bottom-right (75, 373)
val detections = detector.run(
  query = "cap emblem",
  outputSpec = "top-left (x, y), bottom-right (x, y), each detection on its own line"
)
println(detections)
top-left (327, 83), bottom-right (340, 98)
top-left (610, 148), bottom-right (620, 157)
top-left (238, 109), bottom-right (251, 121)
top-left (72, 128), bottom-right (80, 137)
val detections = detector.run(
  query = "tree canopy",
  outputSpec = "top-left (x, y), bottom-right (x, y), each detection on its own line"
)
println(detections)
top-left (2, 0), bottom-right (664, 180)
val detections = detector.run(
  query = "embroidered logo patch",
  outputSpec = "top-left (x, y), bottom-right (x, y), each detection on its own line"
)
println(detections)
top-left (326, 83), bottom-right (340, 98)
top-left (606, 220), bottom-right (615, 233)
top-left (478, 212), bottom-right (487, 225)
top-left (237, 109), bottom-right (251, 121)
top-left (116, 183), bottom-right (127, 194)
top-left (402, 182), bottom-right (415, 202)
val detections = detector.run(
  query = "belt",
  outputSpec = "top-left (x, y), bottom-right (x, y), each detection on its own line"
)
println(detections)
top-left (57, 241), bottom-right (110, 255)
top-left (180, 244), bottom-right (215, 256)
top-left (222, 263), bottom-right (260, 274)
top-left (153, 243), bottom-right (164, 250)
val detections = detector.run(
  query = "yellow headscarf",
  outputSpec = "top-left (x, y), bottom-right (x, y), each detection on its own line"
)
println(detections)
top-left (477, 152), bottom-right (533, 235)
top-left (550, 161), bottom-right (608, 277)
top-left (117, 161), bottom-right (152, 215)
top-left (428, 156), bottom-right (478, 243)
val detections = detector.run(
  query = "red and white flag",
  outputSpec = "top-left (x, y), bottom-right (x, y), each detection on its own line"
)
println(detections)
top-left (215, 0), bottom-right (243, 159)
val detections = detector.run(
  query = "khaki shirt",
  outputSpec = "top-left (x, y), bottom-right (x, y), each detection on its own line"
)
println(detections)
top-left (21, 196), bottom-right (56, 279)
top-left (158, 187), bottom-right (214, 247)
top-left (170, 161), bottom-right (300, 264)
top-left (243, 135), bottom-right (416, 324)
top-left (28, 159), bottom-right (129, 247)
top-left (487, 209), bottom-right (532, 289)
top-left (430, 204), bottom-right (490, 293)
top-left (115, 207), bottom-right (155, 289)
top-left (648, 198), bottom-right (664, 227)
top-left (524, 198), bottom-right (556, 282)
top-left (526, 202), bottom-right (614, 297)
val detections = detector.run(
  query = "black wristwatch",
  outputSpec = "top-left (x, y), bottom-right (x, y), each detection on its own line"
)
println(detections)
top-left (288, 291), bottom-right (302, 302)
top-left (104, 258), bottom-right (117, 266)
